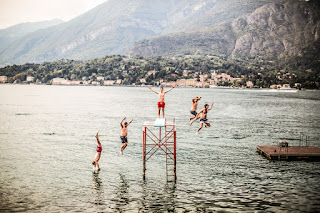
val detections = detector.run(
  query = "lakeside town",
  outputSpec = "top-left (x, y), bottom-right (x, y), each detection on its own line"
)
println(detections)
top-left (0, 55), bottom-right (317, 90)
top-left (0, 70), bottom-right (302, 90)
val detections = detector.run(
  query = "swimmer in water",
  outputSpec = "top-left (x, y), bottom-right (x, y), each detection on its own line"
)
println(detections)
top-left (120, 117), bottom-right (133, 155)
top-left (189, 96), bottom-right (201, 123)
top-left (92, 130), bottom-right (102, 169)
top-left (192, 103), bottom-right (214, 134)
top-left (147, 85), bottom-right (175, 118)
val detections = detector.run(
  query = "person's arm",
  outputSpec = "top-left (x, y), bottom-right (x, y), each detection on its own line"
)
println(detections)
top-left (147, 86), bottom-right (159, 94)
top-left (193, 97), bottom-right (201, 102)
top-left (127, 118), bottom-right (133, 126)
top-left (196, 109), bottom-right (203, 117)
top-left (120, 117), bottom-right (126, 127)
top-left (164, 86), bottom-right (175, 94)
top-left (208, 102), bottom-right (214, 110)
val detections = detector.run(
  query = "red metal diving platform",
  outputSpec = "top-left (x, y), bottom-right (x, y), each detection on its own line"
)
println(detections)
top-left (143, 118), bottom-right (176, 181)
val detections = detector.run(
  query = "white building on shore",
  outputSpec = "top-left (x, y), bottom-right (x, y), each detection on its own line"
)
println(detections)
top-left (26, 76), bottom-right (34, 82)
top-left (140, 78), bottom-right (146, 83)
top-left (246, 81), bottom-right (254, 88)
top-left (0, 76), bottom-right (8, 83)
top-left (104, 80), bottom-right (115, 86)
top-left (91, 81), bottom-right (99, 85)
top-left (97, 76), bottom-right (105, 81)
top-left (52, 78), bottom-right (68, 85)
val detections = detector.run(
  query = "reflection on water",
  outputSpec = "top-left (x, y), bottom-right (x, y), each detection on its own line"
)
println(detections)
top-left (114, 173), bottom-right (130, 211)
top-left (92, 170), bottom-right (103, 205)
top-left (163, 183), bottom-right (177, 212)
top-left (140, 180), bottom-right (177, 212)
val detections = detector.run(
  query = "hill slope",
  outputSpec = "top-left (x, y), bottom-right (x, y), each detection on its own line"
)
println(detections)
top-left (0, 19), bottom-right (63, 53)
top-left (0, 0), bottom-right (280, 66)
top-left (128, 0), bottom-right (320, 60)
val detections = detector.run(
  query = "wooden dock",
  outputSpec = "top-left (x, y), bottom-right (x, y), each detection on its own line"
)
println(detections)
top-left (257, 145), bottom-right (320, 161)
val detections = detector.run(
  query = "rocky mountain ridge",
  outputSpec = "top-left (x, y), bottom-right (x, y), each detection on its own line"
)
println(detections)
top-left (128, 0), bottom-right (320, 60)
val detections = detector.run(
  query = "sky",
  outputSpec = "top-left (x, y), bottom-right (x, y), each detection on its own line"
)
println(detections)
top-left (0, 0), bottom-right (108, 29)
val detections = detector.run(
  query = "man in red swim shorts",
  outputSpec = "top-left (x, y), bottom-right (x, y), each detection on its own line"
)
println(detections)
top-left (148, 85), bottom-right (175, 118)
top-left (92, 130), bottom-right (102, 169)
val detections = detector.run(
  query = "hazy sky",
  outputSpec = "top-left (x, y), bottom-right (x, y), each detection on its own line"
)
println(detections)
top-left (0, 0), bottom-right (108, 29)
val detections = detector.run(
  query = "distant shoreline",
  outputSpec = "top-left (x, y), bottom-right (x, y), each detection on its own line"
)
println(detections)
top-left (0, 83), bottom-right (317, 91)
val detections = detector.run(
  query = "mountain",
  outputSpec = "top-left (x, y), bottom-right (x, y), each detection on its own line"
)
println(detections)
top-left (0, 0), bottom-right (280, 66)
top-left (0, 19), bottom-right (63, 52)
top-left (128, 0), bottom-right (320, 60)
top-left (162, 0), bottom-right (281, 34)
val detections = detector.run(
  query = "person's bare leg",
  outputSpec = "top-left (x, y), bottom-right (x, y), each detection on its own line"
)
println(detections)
top-left (96, 130), bottom-right (101, 146)
top-left (197, 123), bottom-right (203, 134)
top-left (120, 144), bottom-right (124, 155)
top-left (162, 108), bottom-right (165, 118)
top-left (120, 143), bottom-right (128, 155)
top-left (158, 108), bottom-right (160, 118)
top-left (121, 143), bottom-right (127, 155)
top-left (190, 118), bottom-right (195, 126)
top-left (190, 116), bottom-right (199, 126)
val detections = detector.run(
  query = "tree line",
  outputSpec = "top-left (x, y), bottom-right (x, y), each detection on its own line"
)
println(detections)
top-left (0, 54), bottom-right (318, 89)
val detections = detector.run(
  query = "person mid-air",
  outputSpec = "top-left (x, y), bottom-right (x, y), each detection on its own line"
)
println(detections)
top-left (92, 130), bottom-right (102, 169)
top-left (191, 103), bottom-right (214, 134)
top-left (120, 117), bottom-right (133, 155)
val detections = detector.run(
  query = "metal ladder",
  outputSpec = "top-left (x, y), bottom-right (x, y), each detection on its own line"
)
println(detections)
top-left (165, 129), bottom-right (176, 181)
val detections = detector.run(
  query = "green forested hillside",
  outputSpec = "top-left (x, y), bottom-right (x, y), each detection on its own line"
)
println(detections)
top-left (0, 54), bottom-right (318, 89)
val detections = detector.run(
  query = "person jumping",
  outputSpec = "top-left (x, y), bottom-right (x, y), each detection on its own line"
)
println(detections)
top-left (120, 117), bottom-right (133, 155)
top-left (92, 130), bottom-right (102, 169)
top-left (189, 96), bottom-right (201, 123)
top-left (191, 103), bottom-right (214, 134)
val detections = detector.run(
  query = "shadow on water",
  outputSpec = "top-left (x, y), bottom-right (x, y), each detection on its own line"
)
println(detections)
top-left (139, 180), bottom-right (177, 212)
top-left (92, 170), bottom-right (103, 205)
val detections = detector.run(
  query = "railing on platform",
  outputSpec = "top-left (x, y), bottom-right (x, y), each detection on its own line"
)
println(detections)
top-left (300, 134), bottom-right (310, 146)
top-left (143, 118), bottom-right (176, 181)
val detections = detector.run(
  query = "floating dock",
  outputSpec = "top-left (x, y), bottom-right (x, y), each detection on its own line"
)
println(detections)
top-left (257, 145), bottom-right (320, 161)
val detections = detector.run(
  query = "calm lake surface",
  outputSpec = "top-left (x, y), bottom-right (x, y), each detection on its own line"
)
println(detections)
top-left (0, 85), bottom-right (319, 212)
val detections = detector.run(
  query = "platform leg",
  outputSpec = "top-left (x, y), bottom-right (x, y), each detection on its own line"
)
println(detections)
top-left (143, 127), bottom-right (146, 180)
top-left (174, 131), bottom-right (177, 181)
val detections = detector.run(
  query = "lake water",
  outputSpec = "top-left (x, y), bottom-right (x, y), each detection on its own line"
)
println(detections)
top-left (0, 85), bottom-right (319, 212)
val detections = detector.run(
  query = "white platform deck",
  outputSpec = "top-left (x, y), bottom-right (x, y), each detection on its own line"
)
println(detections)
top-left (143, 118), bottom-right (175, 127)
